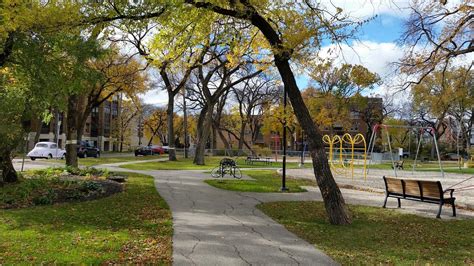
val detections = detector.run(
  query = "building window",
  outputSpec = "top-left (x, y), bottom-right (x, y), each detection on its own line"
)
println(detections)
top-left (350, 122), bottom-right (359, 131)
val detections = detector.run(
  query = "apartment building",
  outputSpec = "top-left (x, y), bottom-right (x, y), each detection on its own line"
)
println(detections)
top-left (28, 97), bottom-right (143, 152)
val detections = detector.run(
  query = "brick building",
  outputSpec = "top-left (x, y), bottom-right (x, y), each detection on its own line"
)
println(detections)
top-left (213, 96), bottom-right (383, 151)
top-left (28, 97), bottom-right (143, 152)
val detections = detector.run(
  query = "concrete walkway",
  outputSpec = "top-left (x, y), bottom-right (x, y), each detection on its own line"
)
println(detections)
top-left (19, 158), bottom-right (472, 265)
top-left (106, 164), bottom-right (473, 266)
top-left (107, 167), bottom-right (336, 265)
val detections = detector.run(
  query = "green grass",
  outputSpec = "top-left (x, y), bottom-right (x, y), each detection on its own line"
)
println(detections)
top-left (258, 201), bottom-right (474, 265)
top-left (79, 155), bottom-right (164, 167)
top-left (120, 157), bottom-right (309, 171)
top-left (0, 172), bottom-right (172, 264)
top-left (205, 170), bottom-right (316, 192)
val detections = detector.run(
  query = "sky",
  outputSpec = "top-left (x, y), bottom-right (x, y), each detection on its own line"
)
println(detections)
top-left (140, 0), bottom-right (469, 105)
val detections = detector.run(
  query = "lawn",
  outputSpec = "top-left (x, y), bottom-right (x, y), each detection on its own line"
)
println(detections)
top-left (0, 172), bottom-right (172, 264)
top-left (205, 170), bottom-right (316, 192)
top-left (79, 155), bottom-right (164, 167)
top-left (258, 201), bottom-right (474, 265)
top-left (120, 157), bottom-right (309, 171)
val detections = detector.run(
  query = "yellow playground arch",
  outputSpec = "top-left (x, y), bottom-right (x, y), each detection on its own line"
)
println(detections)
top-left (322, 133), bottom-right (367, 180)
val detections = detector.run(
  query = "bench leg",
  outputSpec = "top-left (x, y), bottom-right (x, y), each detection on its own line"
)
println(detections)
top-left (436, 203), bottom-right (443, 218)
top-left (452, 202), bottom-right (456, 217)
top-left (397, 198), bottom-right (401, 208)
top-left (382, 196), bottom-right (388, 208)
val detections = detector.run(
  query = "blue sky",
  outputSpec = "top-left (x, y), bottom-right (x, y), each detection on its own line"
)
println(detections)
top-left (296, 12), bottom-right (408, 90)
top-left (359, 15), bottom-right (405, 43)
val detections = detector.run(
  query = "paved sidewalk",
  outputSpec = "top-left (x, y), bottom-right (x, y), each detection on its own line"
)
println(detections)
top-left (105, 166), bottom-right (473, 266)
top-left (108, 167), bottom-right (336, 266)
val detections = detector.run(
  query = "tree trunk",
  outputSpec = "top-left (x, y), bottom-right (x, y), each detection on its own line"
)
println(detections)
top-left (238, 121), bottom-right (246, 155)
top-left (33, 119), bottom-right (42, 144)
top-left (167, 94), bottom-right (177, 161)
top-left (0, 150), bottom-right (17, 183)
top-left (194, 104), bottom-right (213, 165)
top-left (217, 129), bottom-right (232, 151)
top-left (274, 56), bottom-right (352, 225)
top-left (65, 96), bottom-right (79, 167)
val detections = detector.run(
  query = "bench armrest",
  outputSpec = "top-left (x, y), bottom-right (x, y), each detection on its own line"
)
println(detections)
top-left (443, 189), bottom-right (454, 198)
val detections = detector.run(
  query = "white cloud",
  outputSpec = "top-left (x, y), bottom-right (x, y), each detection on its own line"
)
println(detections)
top-left (319, 0), bottom-right (411, 19)
top-left (140, 89), bottom-right (168, 106)
top-left (319, 0), bottom-right (465, 20)
top-left (318, 40), bottom-right (404, 78)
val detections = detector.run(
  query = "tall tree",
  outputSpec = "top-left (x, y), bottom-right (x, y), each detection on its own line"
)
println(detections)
top-left (111, 97), bottom-right (141, 152)
top-left (398, 0), bottom-right (473, 86)
top-left (144, 106), bottom-right (168, 146)
top-left (189, 46), bottom-right (262, 165)
top-left (186, 0), bottom-right (358, 224)
top-left (232, 74), bottom-right (279, 152)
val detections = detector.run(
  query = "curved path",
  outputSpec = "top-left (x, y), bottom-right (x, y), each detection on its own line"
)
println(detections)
top-left (101, 161), bottom-right (473, 265)
top-left (102, 161), bottom-right (335, 266)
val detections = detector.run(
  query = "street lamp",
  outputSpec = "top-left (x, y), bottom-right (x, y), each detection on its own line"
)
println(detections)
top-left (281, 85), bottom-right (288, 192)
top-left (183, 87), bottom-right (189, 158)
top-left (56, 121), bottom-right (61, 159)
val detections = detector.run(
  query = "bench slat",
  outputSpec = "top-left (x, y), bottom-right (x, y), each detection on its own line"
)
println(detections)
top-left (404, 180), bottom-right (421, 197)
top-left (420, 181), bottom-right (442, 199)
top-left (385, 177), bottom-right (403, 194)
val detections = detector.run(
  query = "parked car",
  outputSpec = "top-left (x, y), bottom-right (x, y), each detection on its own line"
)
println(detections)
top-left (27, 142), bottom-right (66, 160)
top-left (134, 146), bottom-right (154, 156)
top-left (77, 141), bottom-right (100, 158)
top-left (162, 145), bottom-right (170, 154)
top-left (150, 145), bottom-right (165, 154)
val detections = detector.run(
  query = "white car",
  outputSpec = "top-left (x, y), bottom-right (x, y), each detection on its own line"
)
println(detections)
top-left (27, 142), bottom-right (66, 160)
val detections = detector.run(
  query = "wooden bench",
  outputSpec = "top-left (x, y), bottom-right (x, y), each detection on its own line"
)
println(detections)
top-left (382, 176), bottom-right (456, 218)
top-left (245, 156), bottom-right (272, 165)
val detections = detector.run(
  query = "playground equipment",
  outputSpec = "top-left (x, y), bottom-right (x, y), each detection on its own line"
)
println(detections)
top-left (367, 124), bottom-right (445, 178)
top-left (322, 133), bottom-right (367, 180)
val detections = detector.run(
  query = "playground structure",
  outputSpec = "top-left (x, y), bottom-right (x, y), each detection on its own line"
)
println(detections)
top-left (323, 133), bottom-right (367, 180)
top-left (367, 124), bottom-right (445, 178)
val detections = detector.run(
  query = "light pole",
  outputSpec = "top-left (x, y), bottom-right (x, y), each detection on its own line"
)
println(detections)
top-left (56, 121), bottom-right (61, 159)
top-left (281, 86), bottom-right (288, 192)
top-left (183, 87), bottom-right (189, 158)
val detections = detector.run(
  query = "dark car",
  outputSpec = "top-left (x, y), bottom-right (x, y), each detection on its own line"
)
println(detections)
top-left (135, 146), bottom-right (154, 156)
top-left (77, 141), bottom-right (100, 158)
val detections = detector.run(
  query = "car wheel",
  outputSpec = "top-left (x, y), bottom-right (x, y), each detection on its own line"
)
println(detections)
top-left (30, 157), bottom-right (36, 161)
top-left (48, 154), bottom-right (53, 159)
top-left (94, 152), bottom-right (99, 158)
top-left (62, 153), bottom-right (66, 160)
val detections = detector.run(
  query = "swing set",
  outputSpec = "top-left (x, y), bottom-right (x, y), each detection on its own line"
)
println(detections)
top-left (367, 124), bottom-right (444, 177)
top-left (367, 123), bottom-right (474, 192)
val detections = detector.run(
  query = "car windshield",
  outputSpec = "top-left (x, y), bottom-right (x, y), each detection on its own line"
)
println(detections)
top-left (36, 143), bottom-right (48, 148)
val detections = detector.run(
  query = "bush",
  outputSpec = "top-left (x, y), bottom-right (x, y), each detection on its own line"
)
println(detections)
top-left (1, 167), bottom-right (118, 209)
